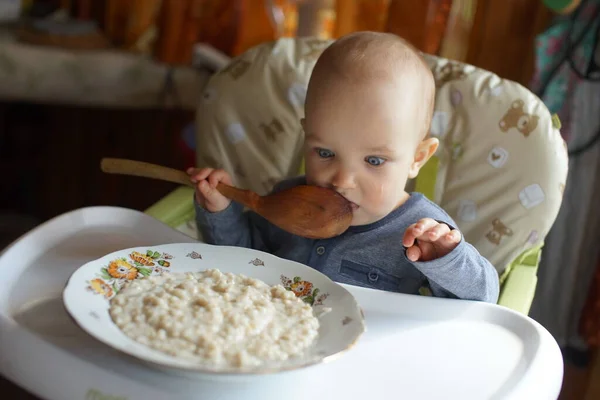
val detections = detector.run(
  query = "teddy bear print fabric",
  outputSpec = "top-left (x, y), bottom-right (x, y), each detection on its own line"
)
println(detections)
top-left (194, 38), bottom-right (568, 276)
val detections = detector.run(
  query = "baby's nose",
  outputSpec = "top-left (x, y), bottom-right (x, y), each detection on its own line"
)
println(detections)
top-left (331, 169), bottom-right (356, 190)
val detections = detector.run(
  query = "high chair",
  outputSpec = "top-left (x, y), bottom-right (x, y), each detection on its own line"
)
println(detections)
top-left (145, 38), bottom-right (568, 315)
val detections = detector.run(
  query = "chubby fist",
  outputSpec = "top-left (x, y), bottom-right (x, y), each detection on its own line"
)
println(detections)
top-left (187, 167), bottom-right (232, 213)
top-left (403, 218), bottom-right (461, 262)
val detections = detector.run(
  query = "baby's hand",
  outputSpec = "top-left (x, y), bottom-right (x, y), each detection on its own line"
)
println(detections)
top-left (402, 218), bottom-right (461, 262)
top-left (186, 167), bottom-right (232, 213)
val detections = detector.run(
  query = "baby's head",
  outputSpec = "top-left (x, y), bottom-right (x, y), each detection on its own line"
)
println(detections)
top-left (302, 31), bottom-right (438, 226)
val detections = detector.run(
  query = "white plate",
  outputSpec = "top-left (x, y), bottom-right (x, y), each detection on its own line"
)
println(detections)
top-left (62, 242), bottom-right (365, 376)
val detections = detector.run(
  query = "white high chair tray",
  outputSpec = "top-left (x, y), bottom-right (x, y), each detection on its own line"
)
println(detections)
top-left (0, 207), bottom-right (563, 400)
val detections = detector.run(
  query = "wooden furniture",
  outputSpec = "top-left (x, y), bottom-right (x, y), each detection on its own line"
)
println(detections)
top-left (0, 102), bottom-right (193, 223)
top-left (375, 0), bottom-right (553, 85)
top-left (466, 0), bottom-right (553, 85)
top-left (193, 0), bottom-right (553, 86)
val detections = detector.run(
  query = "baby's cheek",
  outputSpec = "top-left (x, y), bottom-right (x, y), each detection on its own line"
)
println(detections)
top-left (362, 179), bottom-right (394, 209)
top-left (305, 163), bottom-right (330, 186)
top-left (304, 158), bottom-right (321, 181)
top-left (369, 169), bottom-right (408, 208)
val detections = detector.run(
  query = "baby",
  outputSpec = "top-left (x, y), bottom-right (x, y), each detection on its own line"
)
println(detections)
top-left (188, 32), bottom-right (499, 303)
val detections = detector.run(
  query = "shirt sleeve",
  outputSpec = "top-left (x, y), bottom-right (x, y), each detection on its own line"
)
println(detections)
top-left (193, 177), bottom-right (305, 252)
top-left (409, 238), bottom-right (500, 303)
top-left (194, 199), bottom-right (274, 252)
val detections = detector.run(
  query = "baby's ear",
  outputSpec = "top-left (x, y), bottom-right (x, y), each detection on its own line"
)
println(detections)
top-left (408, 137), bottom-right (439, 179)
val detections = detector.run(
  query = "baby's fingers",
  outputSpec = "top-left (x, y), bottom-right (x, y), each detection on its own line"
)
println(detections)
top-left (403, 218), bottom-right (439, 247)
top-left (207, 169), bottom-right (233, 188)
top-left (187, 167), bottom-right (213, 183)
top-left (424, 223), bottom-right (450, 241)
top-left (198, 180), bottom-right (216, 198)
top-left (439, 230), bottom-right (461, 248)
top-left (406, 241), bottom-right (438, 262)
top-left (406, 245), bottom-right (422, 262)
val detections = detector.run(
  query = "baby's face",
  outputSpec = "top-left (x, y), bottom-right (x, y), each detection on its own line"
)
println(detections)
top-left (303, 78), bottom-right (428, 226)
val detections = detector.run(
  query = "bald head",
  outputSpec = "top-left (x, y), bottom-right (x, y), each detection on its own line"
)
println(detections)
top-left (306, 31), bottom-right (435, 139)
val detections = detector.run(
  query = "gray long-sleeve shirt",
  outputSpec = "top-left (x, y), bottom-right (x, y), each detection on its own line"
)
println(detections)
top-left (195, 177), bottom-right (499, 303)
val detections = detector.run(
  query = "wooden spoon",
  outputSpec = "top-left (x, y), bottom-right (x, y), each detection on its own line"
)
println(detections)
top-left (100, 158), bottom-right (353, 239)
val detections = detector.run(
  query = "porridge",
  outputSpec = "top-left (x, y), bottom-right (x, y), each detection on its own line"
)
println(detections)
top-left (109, 269), bottom-right (320, 368)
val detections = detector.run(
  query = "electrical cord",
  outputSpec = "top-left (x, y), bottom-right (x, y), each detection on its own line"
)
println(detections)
top-left (535, 0), bottom-right (600, 156)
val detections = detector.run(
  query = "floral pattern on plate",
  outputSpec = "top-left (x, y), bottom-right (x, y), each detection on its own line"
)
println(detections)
top-left (86, 249), bottom-right (174, 299)
top-left (280, 275), bottom-right (329, 306)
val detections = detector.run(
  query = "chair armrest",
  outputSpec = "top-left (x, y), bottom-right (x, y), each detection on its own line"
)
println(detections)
top-left (498, 264), bottom-right (538, 315)
top-left (497, 244), bottom-right (543, 315)
top-left (144, 186), bottom-right (195, 228)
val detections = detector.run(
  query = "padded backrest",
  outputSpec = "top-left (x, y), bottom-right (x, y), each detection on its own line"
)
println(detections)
top-left (418, 54), bottom-right (568, 274)
top-left (195, 37), bottom-right (568, 274)
top-left (195, 37), bottom-right (330, 194)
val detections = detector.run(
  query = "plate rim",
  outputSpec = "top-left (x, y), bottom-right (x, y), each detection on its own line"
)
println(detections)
top-left (62, 242), bottom-right (366, 376)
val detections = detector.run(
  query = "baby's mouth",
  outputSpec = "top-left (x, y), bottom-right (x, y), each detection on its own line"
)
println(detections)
top-left (328, 187), bottom-right (358, 210)
top-left (340, 196), bottom-right (359, 210)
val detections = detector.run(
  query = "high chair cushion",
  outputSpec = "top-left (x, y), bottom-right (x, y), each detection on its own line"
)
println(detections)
top-left (194, 38), bottom-right (568, 275)
top-left (419, 55), bottom-right (568, 275)
top-left (195, 37), bottom-right (332, 195)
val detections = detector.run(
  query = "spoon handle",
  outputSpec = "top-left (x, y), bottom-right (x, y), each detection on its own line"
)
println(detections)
top-left (100, 158), bottom-right (260, 210)
top-left (215, 183), bottom-right (260, 210)
top-left (100, 158), bottom-right (193, 187)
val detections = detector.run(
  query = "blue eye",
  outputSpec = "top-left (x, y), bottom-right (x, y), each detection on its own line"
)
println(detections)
top-left (317, 148), bottom-right (335, 158)
top-left (365, 156), bottom-right (385, 166)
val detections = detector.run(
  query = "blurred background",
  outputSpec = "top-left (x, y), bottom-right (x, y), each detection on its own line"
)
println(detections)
top-left (0, 1), bottom-right (599, 398)
top-left (0, 0), bottom-right (555, 246)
